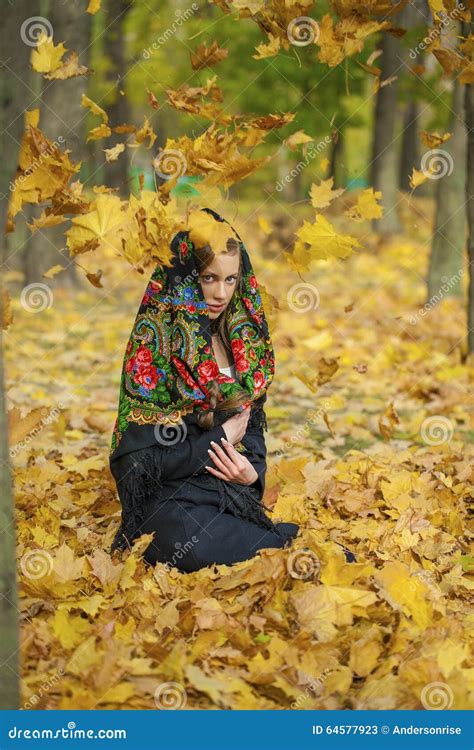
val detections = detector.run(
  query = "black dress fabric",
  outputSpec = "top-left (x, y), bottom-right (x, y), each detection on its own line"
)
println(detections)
top-left (108, 395), bottom-right (300, 571)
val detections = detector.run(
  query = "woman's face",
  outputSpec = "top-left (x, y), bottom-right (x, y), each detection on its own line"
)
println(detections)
top-left (198, 252), bottom-right (240, 320)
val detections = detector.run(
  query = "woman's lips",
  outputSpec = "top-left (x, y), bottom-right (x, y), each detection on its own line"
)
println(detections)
top-left (208, 303), bottom-right (224, 310)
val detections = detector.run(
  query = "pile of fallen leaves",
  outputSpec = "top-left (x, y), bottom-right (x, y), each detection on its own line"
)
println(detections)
top-left (5, 202), bottom-right (473, 710)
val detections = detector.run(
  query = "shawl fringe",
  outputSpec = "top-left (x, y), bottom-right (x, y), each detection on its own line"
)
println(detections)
top-left (217, 480), bottom-right (286, 539)
top-left (109, 446), bottom-right (167, 553)
top-left (247, 398), bottom-right (268, 432)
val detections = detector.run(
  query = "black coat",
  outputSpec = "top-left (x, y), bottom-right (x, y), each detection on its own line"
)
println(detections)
top-left (108, 395), bottom-right (299, 571)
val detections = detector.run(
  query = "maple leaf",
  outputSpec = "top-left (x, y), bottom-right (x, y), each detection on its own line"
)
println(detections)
top-left (28, 211), bottom-right (67, 234)
top-left (345, 188), bottom-right (383, 222)
top-left (43, 264), bottom-right (65, 278)
top-left (134, 116), bottom-right (157, 149)
top-left (2, 288), bottom-right (13, 330)
top-left (81, 94), bottom-right (109, 123)
top-left (45, 51), bottom-right (89, 80)
top-left (53, 543), bottom-right (86, 582)
top-left (409, 166), bottom-right (428, 189)
top-left (65, 194), bottom-right (131, 255)
top-left (103, 143), bottom-right (125, 162)
top-left (253, 33), bottom-right (281, 59)
top-left (87, 0), bottom-right (101, 13)
top-left (291, 214), bottom-right (362, 267)
top-left (310, 178), bottom-right (345, 209)
top-left (86, 123), bottom-right (112, 142)
top-left (30, 33), bottom-right (66, 73)
top-left (31, 32), bottom-right (89, 79)
top-left (379, 400), bottom-right (400, 439)
top-left (8, 124), bottom-right (80, 223)
top-left (186, 209), bottom-right (239, 253)
top-left (284, 129), bottom-right (314, 151)
top-left (191, 40), bottom-right (229, 70)
top-left (420, 130), bottom-right (452, 149)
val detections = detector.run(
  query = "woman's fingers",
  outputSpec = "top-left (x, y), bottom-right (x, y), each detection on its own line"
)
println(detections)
top-left (205, 465), bottom-right (229, 480)
top-left (220, 438), bottom-right (241, 459)
top-left (208, 440), bottom-right (235, 470)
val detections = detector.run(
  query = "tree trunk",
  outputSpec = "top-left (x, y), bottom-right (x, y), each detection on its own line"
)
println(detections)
top-left (370, 33), bottom-right (402, 235)
top-left (103, 0), bottom-right (133, 194)
top-left (0, 0), bottom-right (33, 711)
top-left (23, 0), bottom-right (92, 288)
top-left (464, 25), bottom-right (474, 355)
top-left (330, 131), bottom-right (347, 190)
top-left (427, 77), bottom-right (466, 301)
top-left (399, 100), bottom-right (421, 192)
top-left (398, 0), bottom-right (431, 193)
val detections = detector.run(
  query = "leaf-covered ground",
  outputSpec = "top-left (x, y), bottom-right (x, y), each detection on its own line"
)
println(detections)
top-left (5, 204), bottom-right (473, 710)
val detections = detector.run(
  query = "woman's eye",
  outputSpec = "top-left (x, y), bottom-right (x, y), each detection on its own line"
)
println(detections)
top-left (201, 275), bottom-right (237, 283)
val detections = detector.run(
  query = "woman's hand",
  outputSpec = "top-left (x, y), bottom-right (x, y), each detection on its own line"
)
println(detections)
top-left (221, 406), bottom-right (251, 444)
top-left (205, 436), bottom-right (258, 486)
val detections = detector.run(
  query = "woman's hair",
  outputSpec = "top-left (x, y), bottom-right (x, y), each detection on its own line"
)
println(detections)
top-left (193, 236), bottom-right (251, 430)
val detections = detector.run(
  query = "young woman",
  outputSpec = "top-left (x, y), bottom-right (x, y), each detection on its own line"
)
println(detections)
top-left (108, 207), bottom-right (300, 572)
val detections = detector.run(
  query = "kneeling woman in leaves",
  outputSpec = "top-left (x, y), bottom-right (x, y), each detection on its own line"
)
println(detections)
top-left (108, 207), bottom-right (300, 572)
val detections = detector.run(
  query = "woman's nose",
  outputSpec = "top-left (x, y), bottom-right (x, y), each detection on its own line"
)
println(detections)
top-left (214, 282), bottom-right (226, 300)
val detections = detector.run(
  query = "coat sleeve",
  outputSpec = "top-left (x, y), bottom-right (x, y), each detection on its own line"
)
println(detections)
top-left (240, 417), bottom-right (267, 500)
top-left (158, 422), bottom-right (227, 480)
top-left (109, 422), bottom-right (228, 553)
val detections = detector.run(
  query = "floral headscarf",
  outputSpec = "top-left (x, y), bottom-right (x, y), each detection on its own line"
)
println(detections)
top-left (110, 207), bottom-right (275, 458)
